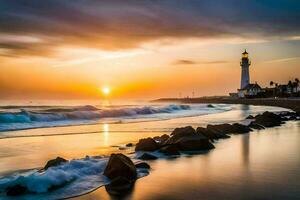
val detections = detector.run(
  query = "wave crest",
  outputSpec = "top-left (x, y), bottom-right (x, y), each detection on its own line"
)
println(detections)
top-left (0, 104), bottom-right (191, 124)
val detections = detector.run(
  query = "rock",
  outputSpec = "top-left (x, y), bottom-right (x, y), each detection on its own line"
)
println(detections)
top-left (138, 153), bottom-right (158, 160)
top-left (231, 123), bottom-right (252, 134)
top-left (104, 153), bottom-right (137, 181)
top-left (207, 104), bottom-right (214, 108)
top-left (167, 126), bottom-right (196, 144)
top-left (159, 134), bottom-right (170, 144)
top-left (196, 127), bottom-right (215, 141)
top-left (6, 184), bottom-right (27, 196)
top-left (153, 136), bottom-right (161, 141)
top-left (207, 124), bottom-right (233, 134)
top-left (135, 138), bottom-right (159, 151)
top-left (171, 126), bottom-right (196, 137)
top-left (204, 125), bottom-right (231, 138)
top-left (246, 115), bottom-right (255, 119)
top-left (248, 121), bottom-right (265, 130)
top-left (126, 143), bottom-right (133, 147)
top-left (176, 135), bottom-right (215, 151)
top-left (289, 115), bottom-right (297, 120)
top-left (254, 111), bottom-right (283, 127)
top-left (105, 176), bottom-right (135, 196)
top-left (135, 162), bottom-right (150, 169)
top-left (153, 134), bottom-right (170, 144)
top-left (44, 157), bottom-right (68, 170)
top-left (159, 145), bottom-right (180, 155)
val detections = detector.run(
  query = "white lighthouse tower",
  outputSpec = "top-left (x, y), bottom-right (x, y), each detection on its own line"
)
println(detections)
top-left (240, 50), bottom-right (251, 89)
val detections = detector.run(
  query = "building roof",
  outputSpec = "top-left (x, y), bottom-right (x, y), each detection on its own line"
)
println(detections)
top-left (242, 49), bottom-right (248, 55)
top-left (241, 83), bottom-right (261, 90)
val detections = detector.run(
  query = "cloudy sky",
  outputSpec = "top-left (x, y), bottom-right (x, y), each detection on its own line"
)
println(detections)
top-left (0, 0), bottom-right (300, 100)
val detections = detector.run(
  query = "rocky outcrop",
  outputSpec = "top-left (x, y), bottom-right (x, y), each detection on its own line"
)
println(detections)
top-left (104, 154), bottom-right (138, 196)
top-left (246, 115), bottom-right (255, 119)
top-left (230, 123), bottom-right (252, 134)
top-left (175, 135), bottom-right (215, 151)
top-left (135, 138), bottom-right (159, 151)
top-left (104, 153), bottom-right (137, 181)
top-left (163, 126), bottom-right (215, 151)
top-left (153, 134), bottom-right (170, 144)
top-left (201, 125), bottom-right (231, 139)
top-left (138, 153), bottom-right (158, 160)
top-left (166, 126), bottom-right (197, 144)
top-left (159, 145), bottom-right (180, 155)
top-left (135, 162), bottom-right (150, 169)
top-left (248, 121), bottom-right (265, 130)
top-left (254, 111), bottom-right (283, 127)
top-left (44, 157), bottom-right (68, 170)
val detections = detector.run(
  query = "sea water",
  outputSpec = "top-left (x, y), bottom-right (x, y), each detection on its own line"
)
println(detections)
top-left (0, 103), bottom-right (298, 200)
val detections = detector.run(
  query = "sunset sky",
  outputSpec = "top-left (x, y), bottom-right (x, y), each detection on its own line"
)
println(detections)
top-left (0, 0), bottom-right (300, 100)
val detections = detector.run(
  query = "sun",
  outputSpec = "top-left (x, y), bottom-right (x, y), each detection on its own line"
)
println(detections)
top-left (102, 86), bottom-right (110, 95)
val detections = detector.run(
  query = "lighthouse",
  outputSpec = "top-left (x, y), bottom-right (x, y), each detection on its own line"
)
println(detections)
top-left (240, 50), bottom-right (251, 89)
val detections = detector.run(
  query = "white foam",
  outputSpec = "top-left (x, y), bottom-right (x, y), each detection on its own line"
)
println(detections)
top-left (0, 104), bottom-right (232, 132)
top-left (0, 155), bottom-right (149, 200)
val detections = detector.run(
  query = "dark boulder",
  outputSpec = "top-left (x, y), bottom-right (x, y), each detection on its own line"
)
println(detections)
top-left (254, 111), bottom-right (283, 127)
top-left (6, 184), bottom-right (27, 196)
top-left (44, 157), bottom-right (68, 170)
top-left (167, 126), bottom-right (197, 144)
top-left (204, 125), bottom-right (232, 138)
top-left (126, 143), bottom-right (133, 147)
top-left (138, 153), bottom-right (158, 160)
top-left (207, 124), bottom-right (234, 134)
top-left (171, 126), bottom-right (196, 137)
top-left (135, 162), bottom-right (150, 169)
top-left (153, 134), bottom-right (170, 144)
top-left (159, 145), bottom-right (180, 155)
top-left (246, 115), bottom-right (255, 119)
top-left (159, 134), bottom-right (170, 144)
top-left (248, 121), bottom-right (265, 130)
top-left (231, 123), bottom-right (252, 134)
top-left (176, 135), bottom-right (215, 151)
top-left (104, 153), bottom-right (137, 181)
top-left (196, 127), bottom-right (215, 141)
top-left (135, 138), bottom-right (159, 151)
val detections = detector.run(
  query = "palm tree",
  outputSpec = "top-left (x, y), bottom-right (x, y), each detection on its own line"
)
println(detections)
top-left (270, 81), bottom-right (274, 87)
top-left (294, 78), bottom-right (299, 93)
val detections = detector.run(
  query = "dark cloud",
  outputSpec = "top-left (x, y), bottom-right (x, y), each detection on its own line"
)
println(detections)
top-left (175, 60), bottom-right (197, 65)
top-left (174, 59), bottom-right (228, 65)
top-left (0, 0), bottom-right (299, 57)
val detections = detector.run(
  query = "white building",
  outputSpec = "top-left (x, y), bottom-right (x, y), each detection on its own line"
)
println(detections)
top-left (237, 51), bottom-right (263, 98)
top-left (240, 50), bottom-right (250, 89)
top-left (238, 83), bottom-right (262, 98)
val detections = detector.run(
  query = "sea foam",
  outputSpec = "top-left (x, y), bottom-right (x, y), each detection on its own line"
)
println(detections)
top-left (0, 155), bottom-right (148, 200)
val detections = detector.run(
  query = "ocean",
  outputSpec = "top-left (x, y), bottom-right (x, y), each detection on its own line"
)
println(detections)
top-left (0, 102), bottom-right (299, 200)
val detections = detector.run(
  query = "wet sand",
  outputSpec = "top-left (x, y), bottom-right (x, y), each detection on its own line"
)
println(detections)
top-left (74, 121), bottom-right (300, 200)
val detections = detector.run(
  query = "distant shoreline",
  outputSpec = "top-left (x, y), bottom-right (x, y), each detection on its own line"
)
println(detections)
top-left (152, 97), bottom-right (300, 113)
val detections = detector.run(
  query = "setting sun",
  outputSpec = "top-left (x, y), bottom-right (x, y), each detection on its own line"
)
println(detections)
top-left (102, 86), bottom-right (110, 95)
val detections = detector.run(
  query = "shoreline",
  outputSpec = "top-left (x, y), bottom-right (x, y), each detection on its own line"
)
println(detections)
top-left (0, 105), bottom-right (298, 199)
top-left (152, 98), bottom-right (300, 113)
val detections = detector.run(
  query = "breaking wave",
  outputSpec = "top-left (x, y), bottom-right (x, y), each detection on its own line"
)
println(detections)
top-left (0, 155), bottom-right (149, 200)
top-left (0, 104), bottom-right (232, 132)
top-left (0, 105), bottom-right (190, 124)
